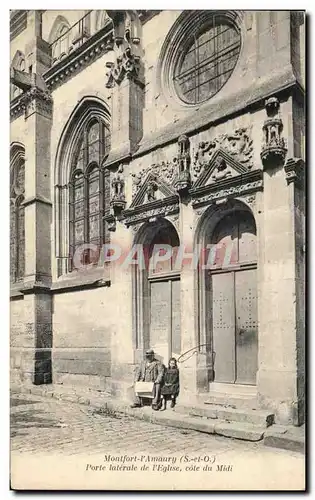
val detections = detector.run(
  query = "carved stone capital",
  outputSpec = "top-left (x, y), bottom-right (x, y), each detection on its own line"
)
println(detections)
top-left (105, 11), bottom-right (143, 88)
top-left (106, 48), bottom-right (141, 88)
top-left (20, 86), bottom-right (53, 119)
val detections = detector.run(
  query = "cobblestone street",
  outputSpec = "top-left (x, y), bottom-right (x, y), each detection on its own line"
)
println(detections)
top-left (11, 392), bottom-right (260, 456)
top-left (10, 392), bottom-right (305, 490)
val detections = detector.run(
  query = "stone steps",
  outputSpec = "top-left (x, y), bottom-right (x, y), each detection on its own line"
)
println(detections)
top-left (201, 393), bottom-right (258, 409)
top-left (109, 405), bottom-right (266, 442)
top-left (174, 403), bottom-right (274, 428)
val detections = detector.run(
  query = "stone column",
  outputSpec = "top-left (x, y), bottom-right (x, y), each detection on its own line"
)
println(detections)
top-left (20, 63), bottom-right (53, 383)
top-left (257, 97), bottom-right (305, 425)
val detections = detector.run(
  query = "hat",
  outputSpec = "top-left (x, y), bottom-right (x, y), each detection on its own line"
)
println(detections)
top-left (145, 349), bottom-right (155, 355)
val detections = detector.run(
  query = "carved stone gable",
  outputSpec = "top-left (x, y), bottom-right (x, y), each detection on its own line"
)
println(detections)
top-left (131, 160), bottom-right (178, 197)
top-left (193, 127), bottom-right (253, 181)
top-left (130, 172), bottom-right (177, 209)
top-left (193, 148), bottom-right (248, 189)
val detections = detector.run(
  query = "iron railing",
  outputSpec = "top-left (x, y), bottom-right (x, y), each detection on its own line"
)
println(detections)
top-left (49, 11), bottom-right (92, 65)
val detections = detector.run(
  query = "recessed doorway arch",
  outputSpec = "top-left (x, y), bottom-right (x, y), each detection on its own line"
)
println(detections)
top-left (132, 218), bottom-right (181, 365)
top-left (195, 199), bottom-right (258, 389)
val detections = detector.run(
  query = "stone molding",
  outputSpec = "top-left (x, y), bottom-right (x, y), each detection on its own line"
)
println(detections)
top-left (23, 195), bottom-right (52, 208)
top-left (284, 158), bottom-right (305, 187)
top-left (122, 196), bottom-right (179, 227)
top-left (191, 170), bottom-right (263, 208)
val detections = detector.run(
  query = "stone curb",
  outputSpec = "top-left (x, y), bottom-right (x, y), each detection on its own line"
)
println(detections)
top-left (11, 384), bottom-right (305, 452)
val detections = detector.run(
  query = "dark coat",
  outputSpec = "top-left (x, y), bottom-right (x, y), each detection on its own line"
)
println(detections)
top-left (161, 368), bottom-right (180, 396)
top-left (135, 359), bottom-right (165, 384)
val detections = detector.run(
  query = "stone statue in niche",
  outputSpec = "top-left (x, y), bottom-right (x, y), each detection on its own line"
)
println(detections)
top-left (175, 134), bottom-right (191, 193)
top-left (110, 164), bottom-right (126, 213)
top-left (260, 96), bottom-right (287, 168)
top-left (212, 158), bottom-right (232, 182)
top-left (146, 179), bottom-right (158, 202)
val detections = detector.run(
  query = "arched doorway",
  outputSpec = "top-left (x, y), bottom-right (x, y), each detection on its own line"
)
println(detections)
top-left (133, 218), bottom-right (181, 365)
top-left (199, 203), bottom-right (258, 388)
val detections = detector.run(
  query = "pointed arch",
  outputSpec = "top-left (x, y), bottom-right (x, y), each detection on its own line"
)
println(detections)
top-left (11, 50), bottom-right (25, 70)
top-left (48, 15), bottom-right (72, 63)
top-left (54, 96), bottom-right (111, 276)
top-left (11, 51), bottom-right (25, 100)
top-left (48, 15), bottom-right (71, 44)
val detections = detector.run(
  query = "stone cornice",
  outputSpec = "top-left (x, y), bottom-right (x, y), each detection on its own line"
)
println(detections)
top-left (43, 24), bottom-right (114, 92)
top-left (191, 169), bottom-right (263, 207)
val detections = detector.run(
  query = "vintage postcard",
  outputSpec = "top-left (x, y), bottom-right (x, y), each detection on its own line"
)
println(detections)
top-left (10, 9), bottom-right (306, 491)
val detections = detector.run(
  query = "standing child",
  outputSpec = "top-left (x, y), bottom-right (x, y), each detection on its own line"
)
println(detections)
top-left (161, 357), bottom-right (180, 410)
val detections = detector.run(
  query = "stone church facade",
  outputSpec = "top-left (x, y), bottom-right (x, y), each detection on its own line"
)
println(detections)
top-left (10, 10), bottom-right (305, 426)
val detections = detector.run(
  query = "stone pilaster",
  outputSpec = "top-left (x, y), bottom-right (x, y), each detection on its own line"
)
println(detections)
top-left (257, 98), bottom-right (305, 425)
top-left (25, 11), bottom-right (52, 78)
top-left (108, 220), bottom-right (136, 400)
top-left (179, 201), bottom-right (209, 402)
top-left (20, 51), bottom-right (53, 383)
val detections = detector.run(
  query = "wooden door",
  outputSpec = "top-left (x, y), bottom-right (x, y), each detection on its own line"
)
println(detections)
top-left (212, 269), bottom-right (258, 385)
top-left (212, 273), bottom-right (235, 383)
top-left (149, 278), bottom-right (181, 364)
top-left (235, 269), bottom-right (258, 385)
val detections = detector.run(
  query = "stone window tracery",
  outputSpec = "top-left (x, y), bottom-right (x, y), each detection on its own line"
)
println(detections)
top-left (10, 145), bottom-right (25, 283)
top-left (69, 118), bottom-right (111, 269)
top-left (159, 11), bottom-right (242, 107)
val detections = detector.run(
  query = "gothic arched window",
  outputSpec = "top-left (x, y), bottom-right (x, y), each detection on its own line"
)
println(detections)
top-left (10, 144), bottom-right (25, 283)
top-left (69, 117), bottom-right (110, 269)
top-left (49, 16), bottom-right (71, 64)
top-left (11, 51), bottom-right (25, 100)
